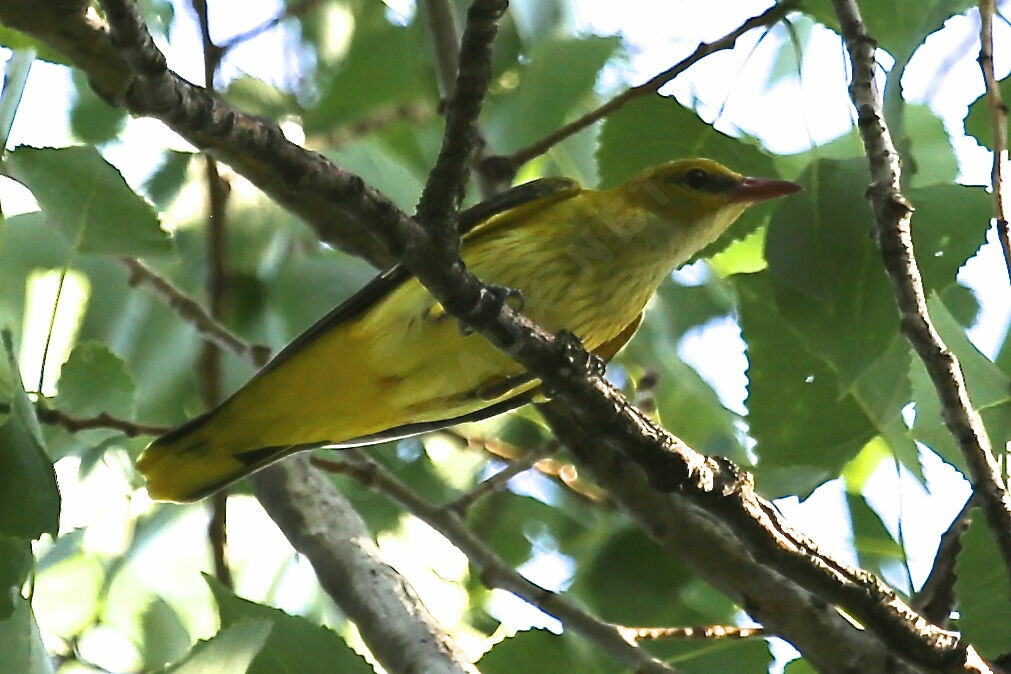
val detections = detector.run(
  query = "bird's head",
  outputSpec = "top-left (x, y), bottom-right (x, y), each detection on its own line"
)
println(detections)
top-left (616, 158), bottom-right (801, 243)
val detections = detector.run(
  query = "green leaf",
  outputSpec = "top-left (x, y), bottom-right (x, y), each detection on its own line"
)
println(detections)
top-left (167, 619), bottom-right (272, 674)
top-left (954, 513), bottom-right (1011, 657)
top-left (6, 146), bottom-right (172, 257)
top-left (303, 7), bottom-right (432, 132)
top-left (69, 70), bottom-right (127, 145)
top-left (0, 331), bottom-right (60, 540)
top-left (142, 598), bottom-right (193, 671)
top-left (804, 0), bottom-right (975, 59)
top-left (905, 105), bottom-right (959, 188)
top-left (485, 36), bottom-right (619, 150)
top-left (907, 184), bottom-right (991, 291)
top-left (0, 590), bottom-right (53, 674)
top-left (55, 341), bottom-right (135, 419)
top-left (737, 274), bottom-right (876, 497)
top-left (765, 158), bottom-right (897, 385)
top-left (478, 629), bottom-right (611, 674)
top-left (143, 150), bottom-right (194, 209)
top-left (0, 26), bottom-right (67, 65)
top-left (965, 75), bottom-right (1011, 150)
top-left (468, 492), bottom-right (584, 569)
top-left (0, 536), bottom-right (31, 618)
top-left (846, 493), bottom-right (904, 578)
top-left (597, 96), bottom-right (778, 189)
top-left (784, 658), bottom-right (818, 673)
top-left (206, 575), bottom-right (372, 674)
top-left (660, 638), bottom-right (772, 674)
top-left (574, 527), bottom-right (735, 625)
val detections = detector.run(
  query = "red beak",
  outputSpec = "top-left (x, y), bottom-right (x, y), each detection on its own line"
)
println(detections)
top-left (728, 176), bottom-right (803, 203)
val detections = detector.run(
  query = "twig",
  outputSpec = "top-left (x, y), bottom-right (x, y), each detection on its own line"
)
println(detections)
top-left (31, 405), bottom-right (170, 437)
top-left (414, 0), bottom-right (506, 234)
top-left (219, 0), bottom-right (322, 54)
top-left (312, 452), bottom-right (681, 674)
top-left (444, 442), bottom-right (558, 515)
top-left (494, 0), bottom-right (800, 174)
top-left (831, 0), bottom-right (1011, 591)
top-left (978, 0), bottom-right (1011, 285)
top-left (419, 0), bottom-right (498, 198)
top-left (618, 624), bottom-right (766, 642)
top-left (190, 0), bottom-right (233, 591)
top-left (121, 258), bottom-right (271, 367)
top-left (420, 0), bottom-right (460, 99)
top-left (472, 435), bottom-right (609, 504)
top-left (913, 493), bottom-right (976, 626)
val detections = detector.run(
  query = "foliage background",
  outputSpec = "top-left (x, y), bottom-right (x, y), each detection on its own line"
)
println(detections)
top-left (0, 0), bottom-right (1010, 672)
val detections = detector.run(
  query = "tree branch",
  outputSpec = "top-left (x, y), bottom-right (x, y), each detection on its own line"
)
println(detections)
top-left (250, 457), bottom-right (478, 674)
top-left (978, 0), bottom-right (1011, 285)
top-left (218, 0), bottom-right (323, 54)
top-left (539, 403), bottom-right (986, 674)
top-left (619, 624), bottom-right (766, 642)
top-left (31, 405), bottom-right (170, 437)
top-left (414, 0), bottom-right (506, 234)
top-left (443, 442), bottom-right (557, 515)
top-left (121, 258), bottom-right (271, 367)
top-left (312, 451), bottom-right (681, 674)
top-left (490, 0), bottom-right (800, 177)
top-left (831, 0), bottom-right (1011, 589)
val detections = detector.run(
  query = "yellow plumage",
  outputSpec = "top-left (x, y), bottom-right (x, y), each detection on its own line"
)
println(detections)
top-left (138, 158), bottom-right (800, 502)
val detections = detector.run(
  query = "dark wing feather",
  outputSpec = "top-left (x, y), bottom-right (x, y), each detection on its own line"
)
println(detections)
top-left (257, 176), bottom-right (583, 377)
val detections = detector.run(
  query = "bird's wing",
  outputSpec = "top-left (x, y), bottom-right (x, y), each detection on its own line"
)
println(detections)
top-left (335, 311), bottom-right (645, 447)
top-left (259, 177), bottom-right (583, 378)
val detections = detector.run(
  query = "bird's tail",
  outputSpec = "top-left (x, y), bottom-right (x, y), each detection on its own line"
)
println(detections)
top-left (137, 411), bottom-right (296, 503)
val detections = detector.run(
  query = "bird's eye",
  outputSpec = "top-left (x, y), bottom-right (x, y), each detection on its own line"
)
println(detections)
top-left (684, 168), bottom-right (708, 189)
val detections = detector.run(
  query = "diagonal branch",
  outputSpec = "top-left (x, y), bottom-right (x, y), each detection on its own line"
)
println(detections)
top-left (493, 0), bottom-right (800, 176)
top-left (121, 258), bottom-right (271, 367)
top-left (250, 456), bottom-right (479, 674)
top-left (830, 0), bottom-right (1011, 589)
top-left (978, 0), bottom-right (1011, 285)
top-left (312, 452), bottom-right (682, 674)
top-left (537, 402), bottom-right (982, 674)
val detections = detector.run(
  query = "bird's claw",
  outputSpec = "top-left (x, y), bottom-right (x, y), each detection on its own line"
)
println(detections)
top-left (458, 284), bottom-right (525, 336)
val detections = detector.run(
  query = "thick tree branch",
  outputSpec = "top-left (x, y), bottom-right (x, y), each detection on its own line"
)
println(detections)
top-left (831, 0), bottom-right (1011, 588)
top-left (251, 457), bottom-right (478, 674)
top-left (978, 0), bottom-right (1011, 285)
top-left (312, 452), bottom-right (681, 674)
top-left (539, 403), bottom-right (989, 674)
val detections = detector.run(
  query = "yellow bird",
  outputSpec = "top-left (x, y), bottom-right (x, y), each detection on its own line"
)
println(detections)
top-left (138, 158), bottom-right (801, 502)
